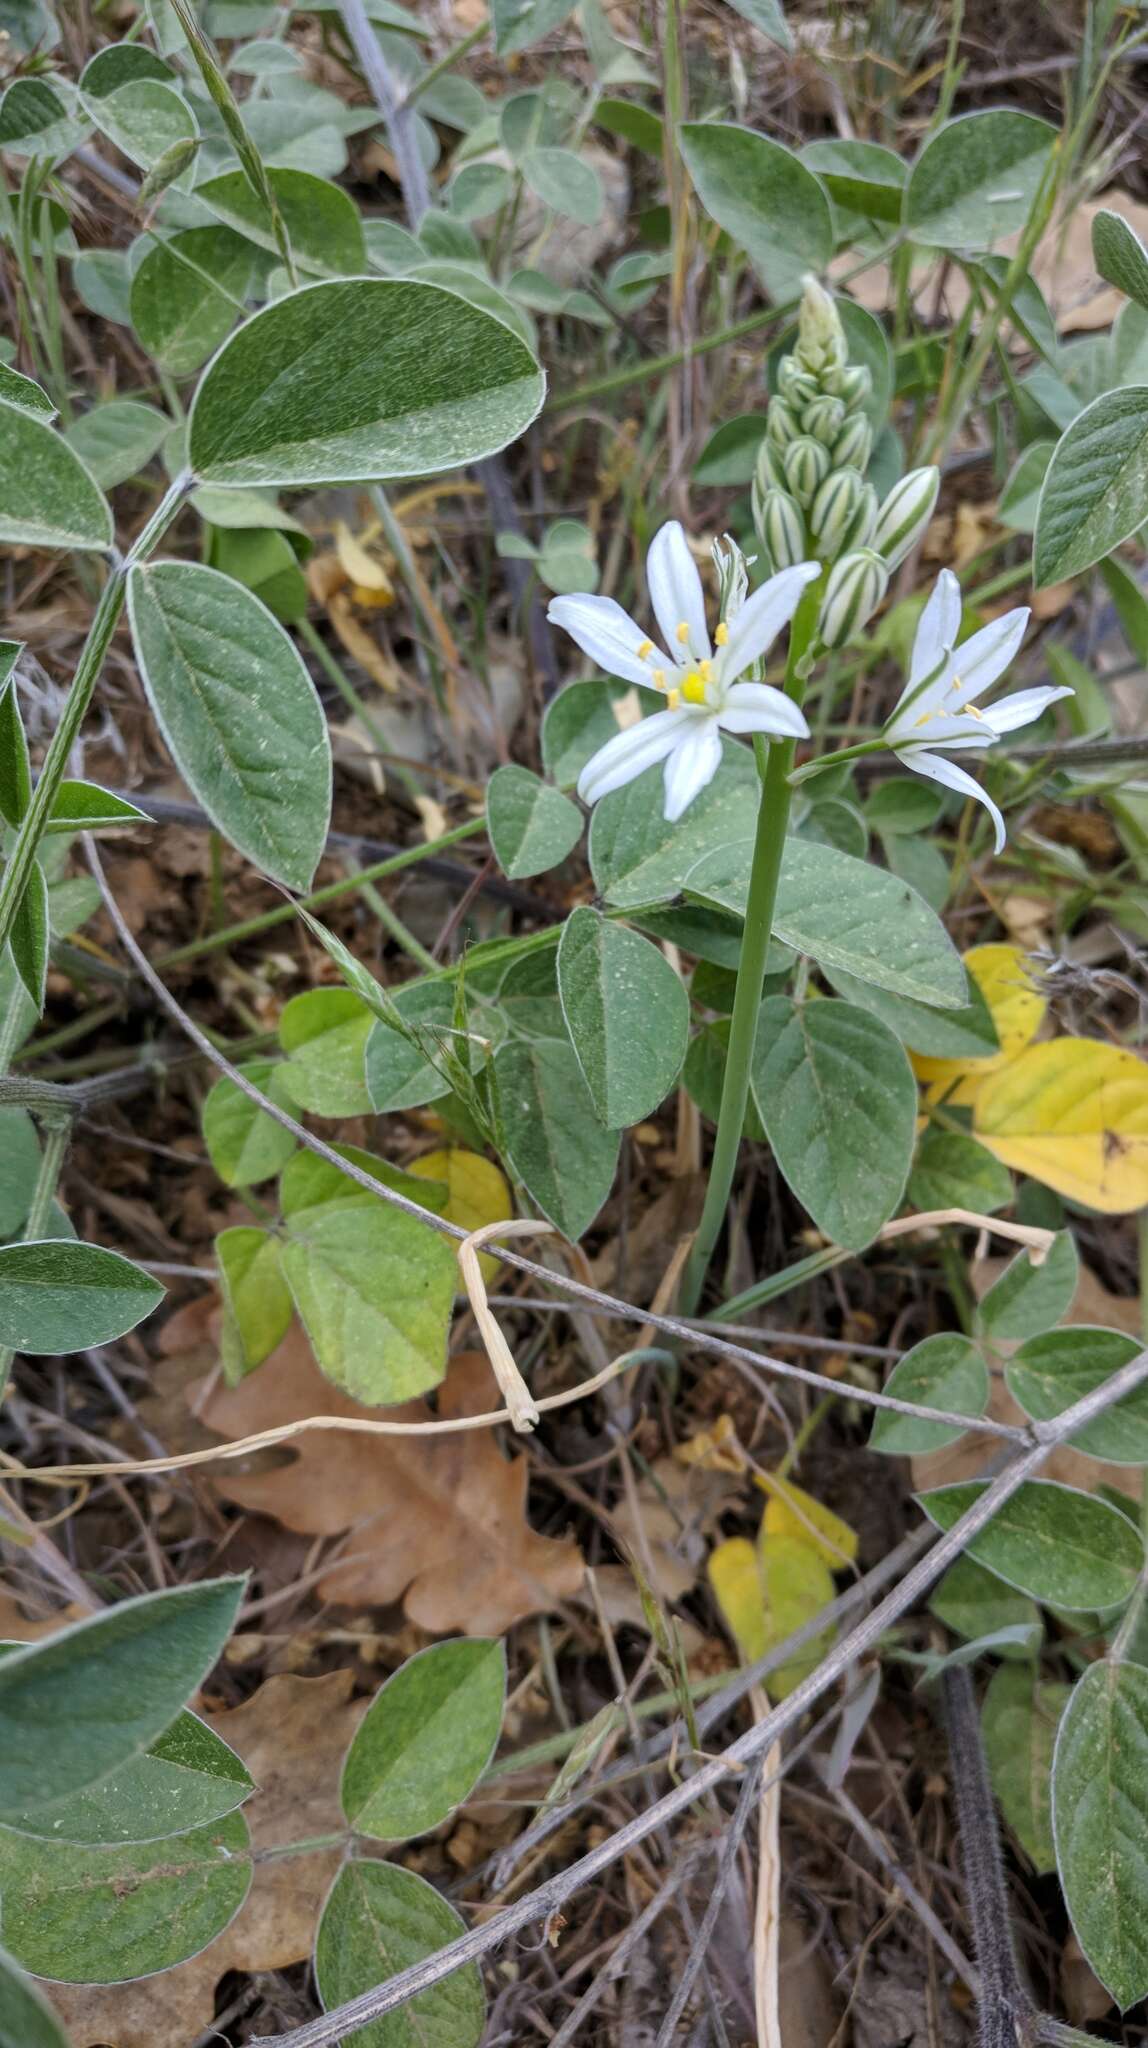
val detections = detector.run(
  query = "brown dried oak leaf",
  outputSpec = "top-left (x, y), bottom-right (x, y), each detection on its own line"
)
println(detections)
top-left (47, 1669), bottom-right (367, 2048)
top-left (199, 1327), bottom-right (585, 1634)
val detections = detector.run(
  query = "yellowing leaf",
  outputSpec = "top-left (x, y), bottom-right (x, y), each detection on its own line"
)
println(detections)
top-left (409, 1147), bottom-right (513, 1281)
top-left (334, 519), bottom-right (393, 597)
top-left (914, 944), bottom-right (1046, 1106)
top-left (974, 1039), bottom-right (1148, 1214)
top-left (708, 1531), bottom-right (835, 1699)
top-left (674, 1414), bottom-right (747, 1475)
top-left (754, 1473), bottom-right (859, 1569)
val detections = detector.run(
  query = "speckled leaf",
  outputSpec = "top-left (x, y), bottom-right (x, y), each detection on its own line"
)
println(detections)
top-left (0, 1238), bottom-right (164, 1354)
top-left (1007, 1327), bottom-right (1148, 1464)
top-left (982, 1664), bottom-right (1068, 1873)
top-left (192, 165), bottom-right (364, 278)
top-left (679, 121), bottom-right (832, 300)
top-left (486, 764), bottom-right (582, 879)
top-left (4, 1705), bottom-right (253, 1846)
top-left (869, 1334), bottom-right (989, 1455)
top-left (64, 399), bottom-right (169, 489)
top-left (341, 1639), bottom-right (505, 1841)
top-left (919, 1480), bottom-right (1143, 1611)
top-left (1035, 388), bottom-right (1148, 585)
top-left (908, 1129), bottom-right (1013, 1215)
top-left (0, 364), bottom-right (54, 419)
top-left (315, 1860), bottom-right (484, 2048)
top-left (0, 401), bottom-right (112, 552)
top-left (1053, 1659), bottom-right (1148, 2008)
top-left (1093, 208), bottom-right (1148, 313)
top-left (905, 109), bottom-right (1056, 251)
top-left (557, 907), bottom-right (689, 1127)
top-left (492, 1037), bottom-right (619, 1240)
top-left (84, 76), bottom-right (197, 172)
top-left (188, 278), bottom-right (545, 488)
top-left (130, 226), bottom-right (255, 376)
top-left (128, 559), bottom-right (331, 890)
top-left (977, 1229), bottom-right (1078, 1342)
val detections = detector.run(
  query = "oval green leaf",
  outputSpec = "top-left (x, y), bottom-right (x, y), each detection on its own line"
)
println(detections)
top-left (0, 1238), bottom-right (163, 1353)
top-left (193, 165), bottom-right (365, 278)
top-left (0, 1947), bottom-right (70, 2048)
top-left (557, 906), bottom-right (689, 1129)
top-left (127, 559), bottom-right (331, 891)
top-left (64, 399), bottom-right (169, 490)
top-left (869, 1333), bottom-right (989, 1455)
top-left (281, 987), bottom-right (375, 1117)
top-left (486, 764), bottom-right (583, 879)
top-left (1034, 386), bottom-right (1148, 586)
top-left (84, 76), bottom-right (197, 172)
top-left (908, 1129), bottom-right (1013, 1216)
top-left (281, 1194), bottom-right (457, 1405)
top-left (679, 121), bottom-right (833, 301)
top-left (919, 1479), bottom-right (1143, 1611)
top-left (130, 226), bottom-right (256, 377)
top-left (315, 1860), bottom-right (484, 2048)
top-left (904, 109), bottom-right (1056, 251)
top-left (0, 1578), bottom-right (244, 1818)
top-left (977, 1229), bottom-right (1078, 1342)
top-left (0, 402), bottom-right (112, 553)
top-left (983, 1663), bottom-right (1069, 1874)
top-left (1006, 1326), bottom-right (1148, 1464)
top-left (1052, 1658), bottom-right (1148, 2010)
top-left (202, 1059), bottom-right (299, 1188)
top-left (341, 1638), bottom-right (506, 1841)
top-left (188, 278), bottom-right (545, 489)
top-left (1093, 207), bottom-right (1148, 313)
top-left (749, 995), bottom-right (917, 1249)
top-left (493, 1036), bottom-right (619, 1240)
top-left (4, 1705), bottom-right (253, 1846)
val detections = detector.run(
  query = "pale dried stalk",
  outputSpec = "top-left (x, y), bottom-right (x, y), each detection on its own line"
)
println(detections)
top-left (752, 1708), bottom-right (783, 2048)
top-left (457, 1219), bottom-right (552, 1431)
top-left (877, 1209), bottom-right (1055, 1263)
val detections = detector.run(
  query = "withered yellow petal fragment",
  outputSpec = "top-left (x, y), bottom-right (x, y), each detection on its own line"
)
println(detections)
top-left (974, 1039), bottom-right (1148, 1214)
top-left (913, 942), bottom-right (1047, 1106)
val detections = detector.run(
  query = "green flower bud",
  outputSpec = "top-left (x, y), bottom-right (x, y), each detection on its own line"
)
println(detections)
top-left (818, 547), bottom-right (888, 647)
top-left (871, 465), bottom-right (940, 570)
top-left (832, 414), bottom-right (872, 472)
top-left (778, 357), bottom-right (820, 406)
top-left (754, 438), bottom-right (788, 499)
top-left (758, 488), bottom-right (807, 569)
top-left (766, 399), bottom-right (801, 450)
top-left (795, 275), bottom-right (847, 376)
top-left (822, 363), bottom-right (872, 410)
top-left (809, 468), bottom-right (877, 561)
top-left (783, 435), bottom-right (832, 506)
top-left (801, 394), bottom-right (846, 445)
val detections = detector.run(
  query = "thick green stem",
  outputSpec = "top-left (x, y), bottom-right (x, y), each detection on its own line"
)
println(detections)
top-left (678, 582), bottom-right (822, 1314)
top-left (0, 475), bottom-right (191, 962)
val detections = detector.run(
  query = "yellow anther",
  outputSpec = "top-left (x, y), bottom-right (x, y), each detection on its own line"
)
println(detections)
top-left (637, 638), bottom-right (655, 659)
top-left (667, 687), bottom-right (681, 709)
top-left (715, 622), bottom-right (729, 647)
top-left (682, 672), bottom-right (707, 705)
top-left (699, 658), bottom-right (713, 681)
top-left (946, 672), bottom-right (963, 694)
top-left (652, 667), bottom-right (667, 689)
top-left (675, 621), bottom-right (691, 645)
top-left (913, 709), bottom-right (934, 728)
top-left (966, 702), bottom-right (984, 719)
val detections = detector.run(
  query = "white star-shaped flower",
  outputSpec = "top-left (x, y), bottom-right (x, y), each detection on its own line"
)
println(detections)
top-left (883, 568), bottom-right (1072, 852)
top-left (547, 521), bottom-right (819, 822)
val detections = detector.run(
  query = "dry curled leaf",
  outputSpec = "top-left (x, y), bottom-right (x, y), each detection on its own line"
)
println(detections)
top-left (199, 1327), bottom-right (584, 1633)
top-left (48, 1670), bottom-right (368, 2048)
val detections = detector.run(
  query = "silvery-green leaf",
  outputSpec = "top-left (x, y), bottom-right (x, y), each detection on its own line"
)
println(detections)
top-left (128, 559), bottom-right (331, 891)
top-left (904, 109), bottom-right (1056, 251)
top-left (679, 121), bottom-right (832, 301)
top-left (192, 165), bottom-right (364, 277)
top-left (522, 145), bottom-right (603, 225)
top-left (493, 1037), bottom-right (619, 1239)
top-left (919, 1480), bottom-right (1142, 1611)
top-left (1006, 1327), bottom-right (1148, 1464)
top-left (3, 1705), bottom-right (253, 1846)
top-left (977, 1230), bottom-right (1078, 1342)
top-left (1035, 388), bottom-right (1148, 586)
top-left (1052, 1659), bottom-right (1148, 2009)
top-left (869, 1333), bottom-right (989, 1455)
top-left (800, 137), bottom-right (904, 224)
top-left (85, 76), bottom-right (198, 173)
top-left (341, 1639), bottom-right (505, 1841)
top-left (80, 41), bottom-right (174, 96)
top-left (0, 402), bottom-right (112, 553)
top-left (491, 0), bottom-right (576, 55)
top-left (0, 1108), bottom-right (40, 1238)
top-left (1093, 208), bottom-right (1148, 313)
top-left (0, 364), bottom-right (54, 420)
top-left (188, 278), bottom-right (545, 488)
top-left (557, 907), bottom-right (689, 1128)
top-left (0, 76), bottom-right (86, 159)
top-left (131, 227), bottom-right (255, 376)
top-left (487, 764), bottom-right (583, 879)
top-left (0, 1238), bottom-right (164, 1353)
top-left (64, 400), bottom-right (169, 489)
top-left (315, 1860), bottom-right (484, 2047)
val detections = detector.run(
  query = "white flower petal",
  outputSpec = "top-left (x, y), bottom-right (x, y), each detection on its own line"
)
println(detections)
top-left (548, 592), bottom-right (665, 688)
top-left (942, 606), bottom-right (1030, 711)
top-left (662, 720), bottom-right (723, 821)
top-left (577, 707), bottom-right (691, 806)
top-left (908, 568), bottom-right (962, 689)
top-left (981, 683), bottom-right (1073, 735)
top-left (896, 710), bottom-right (996, 749)
top-left (646, 521), bottom-right (710, 663)
top-left (895, 747), bottom-right (1006, 854)
top-left (719, 562), bottom-right (820, 680)
top-left (718, 681), bottom-right (811, 739)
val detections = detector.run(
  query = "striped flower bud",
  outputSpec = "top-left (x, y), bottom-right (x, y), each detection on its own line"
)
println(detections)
top-left (783, 435), bottom-right (831, 506)
top-left (778, 357), bottom-right (820, 405)
top-left (754, 438), bottom-right (789, 499)
top-left (822, 363), bottom-right (873, 410)
top-left (795, 274), bottom-right (847, 376)
top-left (809, 468), bottom-right (877, 561)
top-left (766, 399), bottom-right (801, 450)
top-left (758, 488), bottom-right (807, 569)
top-left (832, 414), bottom-right (872, 472)
top-left (801, 394), bottom-right (846, 445)
top-left (818, 547), bottom-right (889, 648)
top-left (871, 465), bottom-right (940, 571)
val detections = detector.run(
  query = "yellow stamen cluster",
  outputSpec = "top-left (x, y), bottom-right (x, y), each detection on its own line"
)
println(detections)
top-left (682, 672), bottom-right (708, 706)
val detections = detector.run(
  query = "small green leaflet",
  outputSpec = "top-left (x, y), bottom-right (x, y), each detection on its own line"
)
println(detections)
top-left (315, 1860), bottom-right (484, 2048)
top-left (486, 764), bottom-right (583, 879)
top-left (521, 146), bottom-right (602, 226)
top-left (188, 278), bottom-right (546, 489)
top-left (679, 122), bottom-right (832, 302)
top-left (202, 1060), bottom-right (299, 1187)
top-left (750, 995), bottom-right (917, 1249)
top-left (281, 1194), bottom-right (457, 1405)
top-left (0, 1108), bottom-right (41, 1238)
top-left (930, 1556), bottom-right (1041, 1654)
top-left (64, 399), bottom-right (170, 490)
top-left (0, 1578), bottom-right (244, 1817)
top-left (1053, 1659), bottom-right (1148, 2009)
top-left (823, 962), bottom-right (998, 1059)
top-left (193, 165), bottom-right (365, 278)
top-left (0, 400), bottom-right (113, 553)
top-left (0, 671), bottom-right (29, 827)
top-left (1092, 208), bottom-right (1148, 313)
top-left (0, 1238), bottom-right (164, 1353)
top-left (869, 1334), bottom-right (989, 1456)
top-left (904, 109), bottom-right (1056, 251)
top-left (217, 1226), bottom-right (293, 1381)
top-left (130, 226), bottom-right (255, 377)
top-left (83, 75), bottom-right (197, 173)
top-left (9, 859), bottom-right (48, 1009)
top-left (1035, 388), bottom-right (1148, 586)
top-left (982, 1664), bottom-right (1069, 1874)
top-left (46, 781), bottom-right (151, 833)
top-left (280, 988), bottom-right (375, 1117)
top-left (908, 1129), bottom-right (1013, 1216)
top-left (919, 1479), bottom-right (1143, 1612)
top-left (0, 1811), bottom-right (250, 1983)
top-left (493, 1037), bottom-right (619, 1240)
top-left (340, 1638), bottom-right (505, 1840)
top-left (0, 364), bottom-right (55, 420)
top-left (557, 907), bottom-right (689, 1129)
top-left (1006, 1326), bottom-right (1148, 1464)
top-left (977, 1230), bottom-right (1078, 1342)
top-left (127, 560), bottom-right (331, 892)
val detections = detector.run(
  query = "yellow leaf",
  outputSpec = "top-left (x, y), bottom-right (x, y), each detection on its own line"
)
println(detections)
top-left (974, 1038), bottom-right (1148, 1214)
top-left (334, 519), bottom-right (393, 597)
top-left (709, 1534), bottom-right (835, 1700)
top-left (409, 1147), bottom-right (513, 1281)
top-left (913, 943), bottom-right (1046, 1106)
top-left (674, 1414), bottom-right (747, 1475)
top-left (754, 1472), bottom-right (859, 1569)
